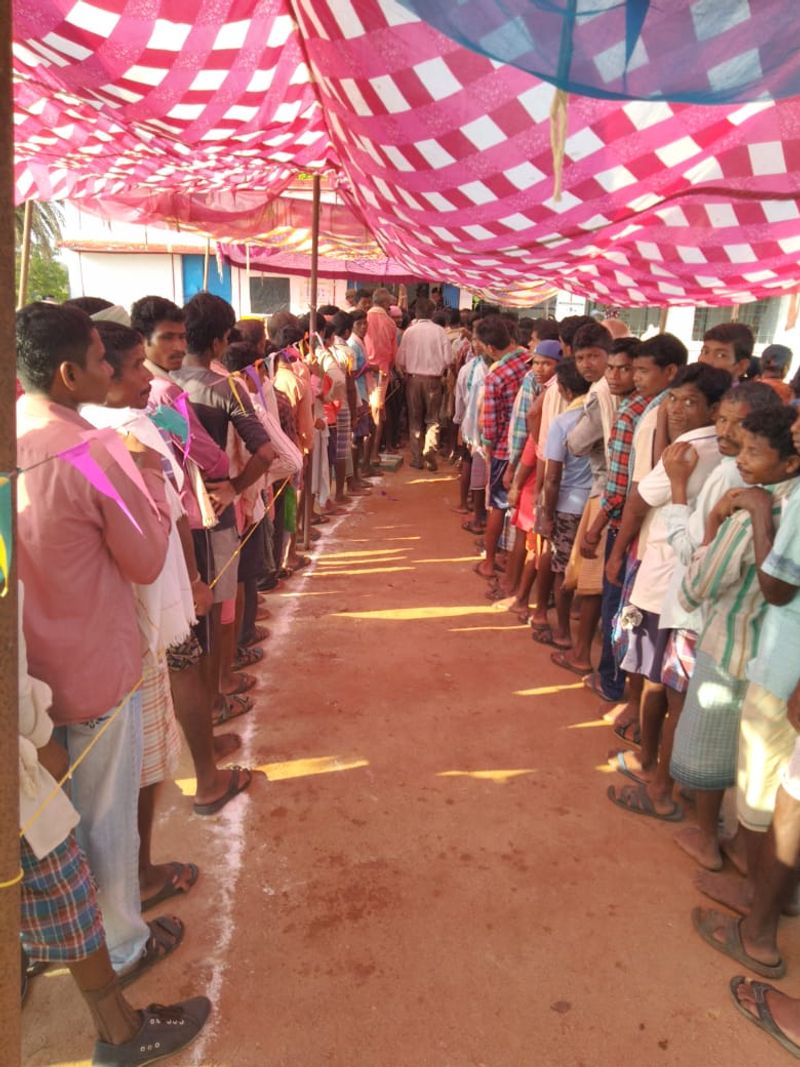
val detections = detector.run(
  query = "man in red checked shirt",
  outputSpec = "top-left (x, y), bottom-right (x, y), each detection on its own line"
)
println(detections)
top-left (365, 287), bottom-right (398, 466)
top-left (475, 316), bottom-right (531, 580)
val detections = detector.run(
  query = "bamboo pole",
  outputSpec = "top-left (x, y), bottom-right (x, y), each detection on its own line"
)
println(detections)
top-left (658, 306), bottom-right (668, 333)
top-left (0, 0), bottom-right (22, 1055)
top-left (302, 175), bottom-right (322, 552)
top-left (202, 236), bottom-right (210, 290)
top-left (16, 199), bottom-right (32, 309)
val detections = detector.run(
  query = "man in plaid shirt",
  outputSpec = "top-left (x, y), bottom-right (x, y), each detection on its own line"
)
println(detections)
top-left (475, 316), bottom-right (531, 579)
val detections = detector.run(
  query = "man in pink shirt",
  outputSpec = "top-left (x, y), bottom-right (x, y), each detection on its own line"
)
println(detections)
top-left (16, 302), bottom-right (183, 982)
top-left (365, 287), bottom-right (398, 465)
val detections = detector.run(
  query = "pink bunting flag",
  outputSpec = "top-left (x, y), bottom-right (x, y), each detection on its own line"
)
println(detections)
top-left (58, 441), bottom-right (143, 535)
top-left (243, 365), bottom-right (268, 412)
top-left (171, 392), bottom-right (193, 459)
top-left (80, 427), bottom-right (159, 517)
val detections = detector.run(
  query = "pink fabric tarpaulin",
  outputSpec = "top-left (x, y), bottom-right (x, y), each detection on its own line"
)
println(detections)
top-left (12, 0), bottom-right (800, 305)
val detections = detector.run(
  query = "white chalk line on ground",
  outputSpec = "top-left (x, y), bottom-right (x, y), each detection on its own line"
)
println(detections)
top-left (189, 484), bottom-right (378, 1062)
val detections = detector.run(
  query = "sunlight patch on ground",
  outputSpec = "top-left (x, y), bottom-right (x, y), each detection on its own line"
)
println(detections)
top-left (331, 604), bottom-right (501, 621)
top-left (256, 756), bottom-right (369, 781)
top-left (414, 555), bottom-right (480, 564)
top-left (317, 556), bottom-right (409, 568)
top-left (513, 682), bottom-right (585, 696)
top-left (438, 769), bottom-right (535, 783)
top-left (335, 535), bottom-right (421, 543)
top-left (311, 565), bottom-right (414, 577)
top-left (276, 590), bottom-right (337, 597)
top-left (449, 624), bottom-right (528, 632)
top-left (567, 718), bottom-right (613, 730)
top-left (406, 476), bottom-right (458, 485)
top-left (595, 762), bottom-right (619, 775)
top-left (318, 547), bottom-right (409, 559)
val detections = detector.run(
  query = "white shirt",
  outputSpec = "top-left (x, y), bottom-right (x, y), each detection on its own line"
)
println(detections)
top-left (396, 319), bottom-right (453, 376)
top-left (630, 426), bottom-right (723, 618)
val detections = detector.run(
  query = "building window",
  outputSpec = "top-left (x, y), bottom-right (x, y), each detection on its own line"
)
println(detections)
top-left (249, 276), bottom-right (290, 314)
top-left (516, 297), bottom-right (559, 318)
top-left (587, 302), bottom-right (661, 336)
top-left (692, 299), bottom-right (781, 344)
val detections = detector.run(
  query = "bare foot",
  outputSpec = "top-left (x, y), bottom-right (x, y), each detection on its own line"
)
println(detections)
top-left (733, 979), bottom-right (800, 1048)
top-left (674, 826), bottom-right (722, 871)
top-left (554, 651), bottom-right (593, 674)
top-left (693, 869), bottom-right (753, 915)
top-left (721, 833), bottom-right (749, 876)
top-left (474, 562), bottom-right (496, 579)
top-left (213, 733), bottom-right (242, 760)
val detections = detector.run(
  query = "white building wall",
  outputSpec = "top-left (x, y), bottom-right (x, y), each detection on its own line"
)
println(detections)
top-left (64, 250), bottom-right (182, 309)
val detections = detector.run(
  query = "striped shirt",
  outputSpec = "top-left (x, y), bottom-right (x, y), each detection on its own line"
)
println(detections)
top-left (507, 369), bottom-right (539, 467)
top-left (481, 348), bottom-right (530, 461)
top-left (679, 478), bottom-right (796, 677)
top-left (599, 392), bottom-right (649, 525)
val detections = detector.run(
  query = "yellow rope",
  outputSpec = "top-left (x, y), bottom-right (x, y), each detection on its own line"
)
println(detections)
top-left (0, 868), bottom-right (23, 890)
top-left (207, 477), bottom-right (291, 590)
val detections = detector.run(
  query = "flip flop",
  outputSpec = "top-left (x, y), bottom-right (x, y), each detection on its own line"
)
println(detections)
top-left (612, 751), bottom-right (648, 786)
top-left (193, 766), bottom-right (253, 817)
top-left (119, 915), bottom-right (184, 988)
top-left (141, 862), bottom-right (200, 913)
top-left (222, 671), bottom-right (256, 696)
top-left (613, 719), bottom-right (641, 748)
top-left (485, 583), bottom-right (507, 602)
top-left (234, 646), bottom-right (264, 670)
top-left (550, 650), bottom-right (588, 675)
top-left (607, 783), bottom-right (684, 822)
top-left (583, 672), bottom-right (619, 703)
top-left (241, 626), bottom-right (270, 647)
top-left (473, 562), bottom-right (496, 579)
top-left (692, 909), bottom-right (785, 979)
top-left (462, 520), bottom-right (486, 534)
top-left (212, 693), bottom-right (252, 727)
top-left (729, 977), bottom-right (800, 1058)
top-left (530, 622), bottom-right (554, 645)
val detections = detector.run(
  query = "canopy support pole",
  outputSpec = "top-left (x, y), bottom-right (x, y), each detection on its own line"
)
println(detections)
top-left (302, 175), bottom-right (322, 553)
top-left (202, 237), bottom-right (210, 290)
top-left (16, 200), bottom-right (32, 309)
top-left (658, 307), bottom-right (668, 333)
top-left (1, 0), bottom-right (22, 1055)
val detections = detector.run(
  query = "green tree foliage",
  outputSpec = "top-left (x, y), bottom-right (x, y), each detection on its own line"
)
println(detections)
top-left (16, 200), bottom-right (68, 301)
top-left (15, 248), bottom-right (69, 302)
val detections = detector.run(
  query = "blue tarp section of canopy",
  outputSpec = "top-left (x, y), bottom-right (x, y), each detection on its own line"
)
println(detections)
top-left (398, 0), bottom-right (800, 103)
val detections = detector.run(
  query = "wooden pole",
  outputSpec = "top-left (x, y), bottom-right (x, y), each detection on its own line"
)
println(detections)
top-left (0, 0), bottom-right (22, 1056)
top-left (730, 303), bottom-right (740, 322)
top-left (202, 236), bottom-right (210, 290)
top-left (302, 175), bottom-right (322, 552)
top-left (16, 199), bottom-right (32, 309)
top-left (658, 306), bottom-right (668, 333)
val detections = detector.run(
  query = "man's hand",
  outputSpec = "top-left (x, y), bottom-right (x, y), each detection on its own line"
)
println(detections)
top-left (507, 484), bottom-right (520, 508)
top-left (788, 677), bottom-right (800, 733)
top-left (205, 479), bottom-right (236, 517)
top-left (37, 737), bottom-right (70, 781)
top-left (580, 530), bottom-right (601, 559)
top-left (315, 417), bottom-right (327, 430)
top-left (663, 441), bottom-right (699, 484)
top-left (191, 577), bottom-right (213, 617)
top-left (539, 513), bottom-right (554, 539)
top-left (727, 486), bottom-right (773, 516)
top-left (502, 465), bottom-right (514, 490)
top-left (605, 549), bottom-right (624, 586)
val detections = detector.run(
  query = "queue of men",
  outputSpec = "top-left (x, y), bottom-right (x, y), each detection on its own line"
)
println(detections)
top-left (452, 307), bottom-right (800, 1058)
top-left (15, 283), bottom-right (800, 1063)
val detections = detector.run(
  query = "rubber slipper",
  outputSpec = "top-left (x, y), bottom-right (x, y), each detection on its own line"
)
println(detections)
top-left (607, 783), bottom-right (683, 822)
top-left (241, 626), bottom-right (270, 647)
top-left (613, 719), bottom-right (641, 748)
top-left (550, 651), bottom-right (585, 673)
top-left (530, 622), bottom-right (554, 645)
top-left (222, 671), bottom-right (256, 696)
top-left (485, 584), bottom-right (507, 602)
top-left (583, 672), bottom-right (619, 703)
top-left (311, 514), bottom-right (329, 525)
top-left (473, 562), bottom-right (496, 579)
top-left (462, 520), bottom-right (486, 534)
top-left (119, 915), bottom-right (185, 987)
top-left (212, 693), bottom-right (252, 727)
top-left (612, 751), bottom-right (648, 786)
top-left (234, 646), bottom-right (264, 670)
top-left (692, 909), bottom-right (785, 979)
top-left (729, 977), bottom-right (800, 1058)
top-left (141, 862), bottom-right (200, 913)
top-left (193, 766), bottom-right (253, 817)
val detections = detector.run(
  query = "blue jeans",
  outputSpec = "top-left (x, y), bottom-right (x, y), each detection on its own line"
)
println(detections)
top-left (55, 690), bottom-right (149, 972)
top-left (598, 526), bottom-right (626, 700)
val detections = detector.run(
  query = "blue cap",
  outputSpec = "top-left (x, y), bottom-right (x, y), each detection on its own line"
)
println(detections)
top-left (533, 339), bottom-right (563, 362)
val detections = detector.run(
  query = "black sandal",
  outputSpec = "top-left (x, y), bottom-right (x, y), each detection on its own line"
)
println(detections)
top-left (119, 915), bottom-right (184, 987)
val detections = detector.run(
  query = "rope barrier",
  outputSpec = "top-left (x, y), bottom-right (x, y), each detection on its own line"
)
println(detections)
top-left (0, 869), bottom-right (23, 890)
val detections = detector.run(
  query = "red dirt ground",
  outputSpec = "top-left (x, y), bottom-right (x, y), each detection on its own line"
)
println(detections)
top-left (22, 462), bottom-right (797, 1066)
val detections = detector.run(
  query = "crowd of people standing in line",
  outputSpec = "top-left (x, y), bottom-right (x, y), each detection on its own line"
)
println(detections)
top-left (447, 305), bottom-right (800, 1059)
top-left (14, 279), bottom-right (800, 1063)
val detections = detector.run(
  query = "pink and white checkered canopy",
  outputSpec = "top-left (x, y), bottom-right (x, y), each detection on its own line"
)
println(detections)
top-left (13, 0), bottom-right (800, 305)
